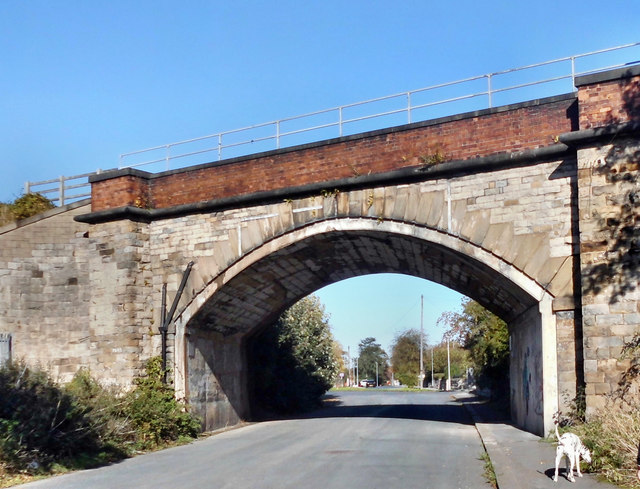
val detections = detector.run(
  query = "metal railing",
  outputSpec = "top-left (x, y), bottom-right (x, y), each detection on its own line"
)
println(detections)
top-left (24, 172), bottom-right (98, 206)
top-left (118, 42), bottom-right (640, 172)
top-left (25, 42), bottom-right (640, 206)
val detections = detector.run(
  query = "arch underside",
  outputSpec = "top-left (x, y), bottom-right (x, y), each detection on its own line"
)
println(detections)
top-left (188, 227), bottom-right (539, 337)
top-left (180, 219), bottom-right (555, 435)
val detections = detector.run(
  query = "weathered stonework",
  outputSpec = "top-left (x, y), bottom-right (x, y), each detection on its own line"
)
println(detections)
top-left (1, 65), bottom-right (639, 436)
top-left (575, 139), bottom-right (640, 414)
top-left (0, 202), bottom-right (157, 384)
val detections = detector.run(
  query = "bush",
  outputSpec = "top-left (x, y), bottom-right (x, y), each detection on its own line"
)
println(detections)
top-left (0, 358), bottom-right (201, 474)
top-left (9, 193), bottom-right (55, 221)
top-left (0, 362), bottom-right (101, 471)
top-left (123, 357), bottom-right (201, 449)
top-left (396, 372), bottom-right (418, 388)
top-left (64, 369), bottom-right (132, 452)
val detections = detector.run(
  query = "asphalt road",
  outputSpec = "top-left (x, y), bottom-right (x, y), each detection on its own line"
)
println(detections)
top-left (16, 390), bottom-right (488, 489)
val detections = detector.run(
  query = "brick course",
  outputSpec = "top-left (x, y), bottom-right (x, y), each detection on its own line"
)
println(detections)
top-left (90, 97), bottom-right (577, 212)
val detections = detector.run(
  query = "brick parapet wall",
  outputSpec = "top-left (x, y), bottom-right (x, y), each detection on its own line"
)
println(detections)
top-left (576, 66), bottom-right (640, 130)
top-left (91, 174), bottom-right (150, 210)
top-left (89, 95), bottom-right (577, 212)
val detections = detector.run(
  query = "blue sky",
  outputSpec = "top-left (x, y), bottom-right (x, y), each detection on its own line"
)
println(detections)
top-left (2, 1), bottom-right (639, 355)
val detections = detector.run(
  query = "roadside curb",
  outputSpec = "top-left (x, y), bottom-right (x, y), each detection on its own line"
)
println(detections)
top-left (454, 394), bottom-right (515, 489)
top-left (453, 393), bottom-right (616, 489)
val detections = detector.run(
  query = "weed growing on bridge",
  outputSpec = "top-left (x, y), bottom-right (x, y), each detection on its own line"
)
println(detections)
top-left (419, 149), bottom-right (446, 166)
top-left (133, 192), bottom-right (153, 209)
top-left (320, 188), bottom-right (340, 198)
top-left (0, 193), bottom-right (54, 226)
top-left (366, 191), bottom-right (374, 210)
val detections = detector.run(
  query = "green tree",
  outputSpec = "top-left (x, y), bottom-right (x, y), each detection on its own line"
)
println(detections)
top-left (358, 337), bottom-right (389, 385)
top-left (438, 298), bottom-right (509, 396)
top-left (248, 295), bottom-right (339, 414)
top-left (391, 329), bottom-right (424, 387)
top-left (426, 342), bottom-right (470, 384)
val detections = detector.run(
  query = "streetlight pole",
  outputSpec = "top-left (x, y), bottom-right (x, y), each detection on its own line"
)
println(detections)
top-left (348, 346), bottom-right (351, 386)
top-left (419, 295), bottom-right (424, 389)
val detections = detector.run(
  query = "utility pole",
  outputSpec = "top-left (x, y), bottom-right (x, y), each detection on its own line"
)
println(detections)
top-left (446, 339), bottom-right (451, 391)
top-left (376, 362), bottom-right (378, 387)
top-left (348, 346), bottom-right (351, 386)
top-left (419, 294), bottom-right (424, 389)
top-left (431, 348), bottom-right (434, 388)
top-left (355, 357), bottom-right (359, 386)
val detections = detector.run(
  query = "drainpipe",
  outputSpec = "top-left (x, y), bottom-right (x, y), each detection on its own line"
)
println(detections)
top-left (160, 283), bottom-right (167, 380)
top-left (159, 261), bottom-right (195, 383)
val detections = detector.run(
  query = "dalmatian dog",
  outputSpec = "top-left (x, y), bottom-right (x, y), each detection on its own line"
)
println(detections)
top-left (553, 422), bottom-right (592, 483)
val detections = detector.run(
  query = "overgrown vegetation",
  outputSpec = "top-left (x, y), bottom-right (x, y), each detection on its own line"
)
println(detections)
top-left (554, 331), bottom-right (640, 487)
top-left (558, 400), bottom-right (640, 487)
top-left (438, 298), bottom-right (509, 398)
top-left (0, 357), bottom-right (200, 481)
top-left (0, 193), bottom-right (55, 226)
top-left (248, 295), bottom-right (340, 415)
top-left (125, 357), bottom-right (201, 448)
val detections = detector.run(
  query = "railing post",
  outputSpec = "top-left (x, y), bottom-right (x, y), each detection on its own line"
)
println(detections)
top-left (59, 176), bottom-right (65, 206)
top-left (24, 181), bottom-right (30, 195)
top-left (407, 92), bottom-right (412, 124)
top-left (276, 121), bottom-right (280, 149)
top-left (487, 74), bottom-right (493, 108)
top-left (339, 107), bottom-right (343, 137)
top-left (218, 134), bottom-right (222, 161)
top-left (165, 145), bottom-right (171, 170)
top-left (571, 56), bottom-right (576, 88)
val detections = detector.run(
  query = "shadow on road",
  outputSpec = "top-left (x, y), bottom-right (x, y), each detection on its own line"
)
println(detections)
top-left (253, 391), bottom-right (512, 427)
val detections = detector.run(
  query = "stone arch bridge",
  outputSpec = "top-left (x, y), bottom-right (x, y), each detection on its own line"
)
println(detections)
top-left (1, 66), bottom-right (639, 436)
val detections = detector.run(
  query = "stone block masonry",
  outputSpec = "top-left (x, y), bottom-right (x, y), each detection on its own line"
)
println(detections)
top-left (2, 65), bottom-right (639, 435)
top-left (0, 201), bottom-right (155, 385)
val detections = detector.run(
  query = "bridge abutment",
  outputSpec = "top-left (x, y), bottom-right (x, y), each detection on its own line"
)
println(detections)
top-left (2, 65), bottom-right (639, 436)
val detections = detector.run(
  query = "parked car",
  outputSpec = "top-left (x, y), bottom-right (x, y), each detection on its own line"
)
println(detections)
top-left (359, 379), bottom-right (376, 388)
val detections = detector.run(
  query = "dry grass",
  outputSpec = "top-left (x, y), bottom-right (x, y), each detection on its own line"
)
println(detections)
top-left (570, 399), bottom-right (640, 487)
top-left (0, 204), bottom-right (13, 227)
